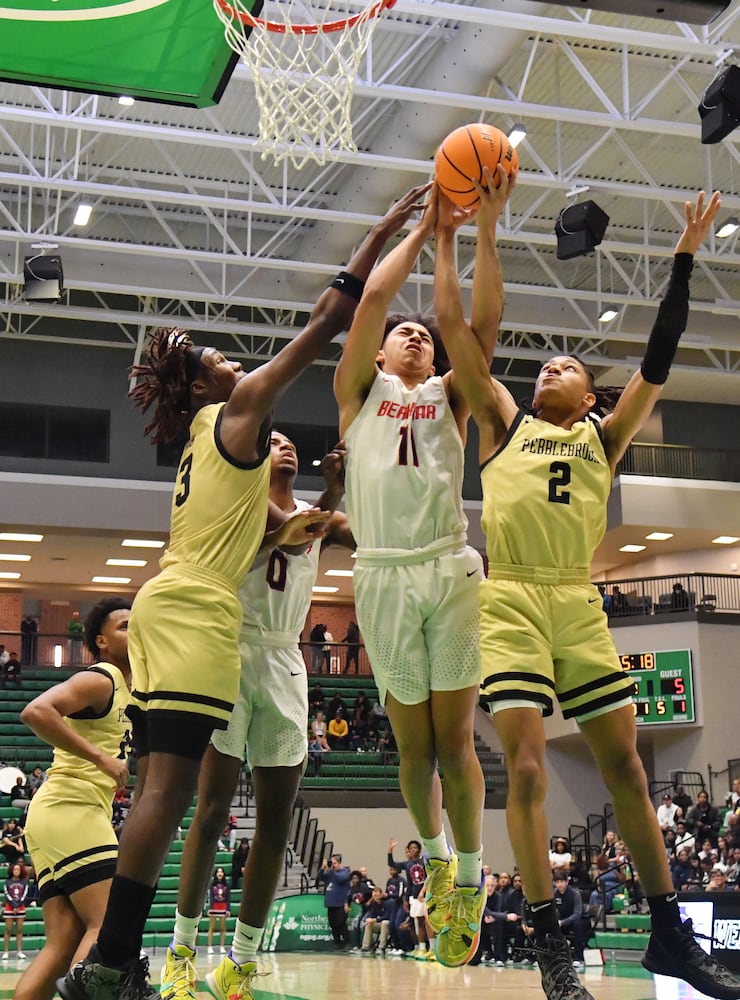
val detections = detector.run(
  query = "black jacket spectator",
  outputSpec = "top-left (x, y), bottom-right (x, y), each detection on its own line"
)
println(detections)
top-left (686, 793), bottom-right (721, 844)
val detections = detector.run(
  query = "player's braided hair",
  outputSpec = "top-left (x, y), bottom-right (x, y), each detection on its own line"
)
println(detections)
top-left (128, 327), bottom-right (204, 443)
top-left (524, 355), bottom-right (625, 417)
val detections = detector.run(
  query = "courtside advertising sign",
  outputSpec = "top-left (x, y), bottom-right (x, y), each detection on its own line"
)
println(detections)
top-left (0, 0), bottom-right (261, 106)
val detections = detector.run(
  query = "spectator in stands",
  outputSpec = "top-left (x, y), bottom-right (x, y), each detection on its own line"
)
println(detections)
top-left (388, 838), bottom-right (429, 959)
top-left (309, 624), bottom-right (326, 675)
top-left (384, 865), bottom-right (406, 952)
top-left (705, 866), bottom-right (731, 893)
top-left (601, 830), bottom-right (618, 859)
top-left (27, 767), bottom-right (46, 798)
top-left (377, 724), bottom-right (398, 765)
top-left (675, 820), bottom-right (695, 854)
top-left (727, 846), bottom-right (740, 887)
top-left (322, 628), bottom-right (334, 674)
top-left (664, 829), bottom-right (677, 859)
top-left (3, 861), bottom-right (28, 961)
top-left (342, 621), bottom-right (361, 675)
top-left (349, 717), bottom-right (370, 752)
top-left (671, 848), bottom-right (694, 892)
top-left (590, 852), bottom-right (623, 913)
top-left (0, 820), bottom-right (25, 864)
top-left (670, 582), bottom-right (691, 611)
top-left (316, 854), bottom-right (351, 949)
top-left (207, 867), bottom-right (230, 954)
top-left (597, 584), bottom-right (611, 614)
top-left (472, 874), bottom-right (499, 964)
top-left (217, 814), bottom-right (237, 853)
top-left (717, 835), bottom-right (732, 869)
top-left (549, 837), bottom-right (572, 871)
top-left (552, 871), bottom-right (591, 968)
top-left (231, 838), bottom-right (249, 891)
top-left (727, 777), bottom-right (740, 811)
top-left (308, 682), bottom-right (325, 716)
top-left (326, 691), bottom-right (348, 723)
top-left (310, 710), bottom-right (330, 751)
top-left (353, 691), bottom-right (370, 724)
top-left (497, 871), bottom-right (526, 964)
top-left (20, 616), bottom-right (38, 667)
top-left (367, 698), bottom-right (387, 731)
top-left (657, 792), bottom-right (681, 833)
top-left (2, 652), bottom-right (21, 689)
top-left (0, 646), bottom-right (8, 672)
top-left (686, 791), bottom-right (721, 845)
top-left (361, 885), bottom-right (393, 953)
top-left (609, 585), bottom-right (629, 616)
top-left (67, 611), bottom-right (84, 666)
top-left (327, 710), bottom-right (349, 750)
top-left (10, 777), bottom-right (31, 815)
top-left (673, 785), bottom-right (693, 814)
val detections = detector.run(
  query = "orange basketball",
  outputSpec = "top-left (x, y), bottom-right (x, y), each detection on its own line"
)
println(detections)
top-left (435, 123), bottom-right (518, 208)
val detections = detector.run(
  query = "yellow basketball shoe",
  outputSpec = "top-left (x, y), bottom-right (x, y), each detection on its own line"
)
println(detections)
top-left (434, 880), bottom-right (486, 968)
top-left (160, 943), bottom-right (197, 1000)
top-left (423, 852), bottom-right (458, 934)
top-left (205, 953), bottom-right (262, 1000)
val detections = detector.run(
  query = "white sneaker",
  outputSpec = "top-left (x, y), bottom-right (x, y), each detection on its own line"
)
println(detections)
top-left (1, 953), bottom-right (8, 961)
top-left (17, 952), bottom-right (26, 960)
top-left (207, 946), bottom-right (214, 954)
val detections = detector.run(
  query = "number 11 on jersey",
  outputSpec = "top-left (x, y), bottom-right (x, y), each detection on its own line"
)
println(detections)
top-left (398, 425), bottom-right (419, 467)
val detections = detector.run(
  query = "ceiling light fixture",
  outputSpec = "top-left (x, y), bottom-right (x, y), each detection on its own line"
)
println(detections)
top-left (619, 544), bottom-right (646, 553)
top-left (74, 204), bottom-right (93, 226)
top-left (325, 569), bottom-right (354, 577)
top-left (0, 553), bottom-right (31, 561)
top-left (508, 123), bottom-right (527, 148)
top-left (0, 532), bottom-right (43, 543)
top-left (312, 459), bottom-right (321, 467)
top-left (312, 586), bottom-right (339, 594)
top-left (716, 218), bottom-right (739, 238)
top-left (92, 575), bottom-right (132, 584)
top-left (0, 572), bottom-right (21, 580)
top-left (712, 535), bottom-right (740, 544)
top-left (106, 558), bottom-right (147, 567)
top-left (118, 96), bottom-right (135, 106)
top-left (121, 539), bottom-right (165, 548)
top-left (599, 307), bottom-right (619, 323)
top-left (645, 532), bottom-right (674, 541)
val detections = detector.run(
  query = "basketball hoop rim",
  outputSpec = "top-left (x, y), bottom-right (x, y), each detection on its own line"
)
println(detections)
top-left (214, 0), bottom-right (398, 34)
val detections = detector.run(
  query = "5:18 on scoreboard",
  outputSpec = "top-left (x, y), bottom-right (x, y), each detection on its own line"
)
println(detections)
top-left (619, 649), bottom-right (695, 725)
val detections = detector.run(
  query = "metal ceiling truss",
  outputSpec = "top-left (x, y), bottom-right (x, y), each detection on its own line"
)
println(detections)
top-left (0, 1), bottom-right (738, 386)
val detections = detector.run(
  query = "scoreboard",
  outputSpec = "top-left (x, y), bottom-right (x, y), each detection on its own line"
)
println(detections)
top-left (619, 649), bottom-right (695, 725)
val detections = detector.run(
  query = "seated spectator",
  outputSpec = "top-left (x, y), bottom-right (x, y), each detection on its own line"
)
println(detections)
top-left (597, 583), bottom-right (611, 613)
top-left (368, 699), bottom-right (387, 730)
top-left (675, 820), bottom-right (695, 854)
top-left (727, 846), bottom-right (740, 887)
top-left (549, 836), bottom-right (572, 870)
top-left (27, 767), bottom-right (46, 798)
top-left (684, 853), bottom-right (704, 889)
top-left (496, 871), bottom-right (527, 963)
top-left (311, 710), bottom-right (330, 750)
top-left (609, 586), bottom-right (629, 616)
top-left (472, 874), bottom-right (499, 965)
top-left (217, 813), bottom-right (237, 852)
top-left (327, 710), bottom-right (349, 750)
top-left (685, 790), bottom-right (721, 843)
top-left (308, 682), bottom-right (326, 716)
top-left (231, 838), bottom-right (249, 890)
top-left (601, 830), bottom-right (618, 859)
top-left (3, 861), bottom-right (28, 960)
top-left (349, 717), bottom-right (369, 752)
top-left (353, 691), bottom-right (370, 724)
top-left (360, 885), bottom-right (393, 953)
top-left (553, 871), bottom-right (591, 967)
top-left (698, 838), bottom-right (719, 863)
top-left (0, 820), bottom-right (25, 864)
top-left (670, 581), bottom-right (690, 611)
top-left (717, 835), bottom-right (732, 868)
top-left (673, 784), bottom-right (693, 814)
top-left (326, 691), bottom-right (347, 723)
top-left (307, 734), bottom-right (326, 776)
top-left (726, 777), bottom-right (740, 811)
top-left (377, 725), bottom-right (397, 765)
top-left (663, 829), bottom-right (677, 859)
top-left (9, 778), bottom-right (30, 815)
top-left (705, 866), bottom-right (731, 892)
top-left (590, 848), bottom-right (625, 913)
top-left (656, 792), bottom-right (680, 832)
top-left (1, 652), bottom-right (21, 689)
top-left (671, 848), bottom-right (694, 891)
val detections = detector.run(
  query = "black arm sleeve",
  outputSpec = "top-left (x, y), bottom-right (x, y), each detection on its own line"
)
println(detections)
top-left (640, 253), bottom-right (694, 385)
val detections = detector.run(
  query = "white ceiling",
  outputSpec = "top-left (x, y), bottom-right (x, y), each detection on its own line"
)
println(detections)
top-left (0, 1), bottom-right (739, 401)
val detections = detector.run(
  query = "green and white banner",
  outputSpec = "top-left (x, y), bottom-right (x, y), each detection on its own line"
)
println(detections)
top-left (262, 894), bottom-right (362, 952)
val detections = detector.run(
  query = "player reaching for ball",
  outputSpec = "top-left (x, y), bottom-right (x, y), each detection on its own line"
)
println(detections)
top-left (434, 183), bottom-right (740, 1000)
top-left (334, 167), bottom-right (513, 968)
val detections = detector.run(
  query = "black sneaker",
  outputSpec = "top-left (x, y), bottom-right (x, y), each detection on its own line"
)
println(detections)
top-left (57, 947), bottom-right (155, 1000)
top-left (535, 936), bottom-right (595, 1000)
top-left (642, 918), bottom-right (740, 1000)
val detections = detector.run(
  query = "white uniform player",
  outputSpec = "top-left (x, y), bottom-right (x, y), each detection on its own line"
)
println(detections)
top-left (344, 372), bottom-right (483, 706)
top-left (211, 500), bottom-right (321, 768)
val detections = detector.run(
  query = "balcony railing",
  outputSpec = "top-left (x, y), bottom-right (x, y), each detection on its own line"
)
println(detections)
top-left (596, 572), bottom-right (740, 618)
top-left (617, 443), bottom-right (740, 483)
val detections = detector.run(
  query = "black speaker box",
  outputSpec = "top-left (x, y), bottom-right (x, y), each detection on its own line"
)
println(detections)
top-left (534, 0), bottom-right (730, 25)
top-left (23, 254), bottom-right (64, 303)
top-left (555, 202), bottom-right (610, 261)
top-left (699, 65), bottom-right (740, 144)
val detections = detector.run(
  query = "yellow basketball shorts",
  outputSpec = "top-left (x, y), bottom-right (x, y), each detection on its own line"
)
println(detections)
top-left (24, 778), bottom-right (118, 903)
top-left (127, 567), bottom-right (242, 753)
top-left (479, 578), bottom-right (634, 723)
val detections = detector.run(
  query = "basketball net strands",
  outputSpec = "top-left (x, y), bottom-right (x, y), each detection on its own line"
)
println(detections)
top-left (213, 0), bottom-right (398, 169)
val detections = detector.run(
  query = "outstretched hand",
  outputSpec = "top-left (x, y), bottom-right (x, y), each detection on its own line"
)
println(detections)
top-left (675, 190), bottom-right (722, 256)
top-left (377, 182), bottom-right (434, 241)
top-left (275, 508), bottom-right (331, 547)
top-left (473, 164), bottom-right (515, 230)
top-left (434, 182), bottom-right (476, 233)
top-left (321, 440), bottom-right (347, 492)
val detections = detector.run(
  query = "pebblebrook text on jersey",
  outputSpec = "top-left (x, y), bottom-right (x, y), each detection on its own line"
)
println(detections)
top-left (521, 436), bottom-right (599, 463)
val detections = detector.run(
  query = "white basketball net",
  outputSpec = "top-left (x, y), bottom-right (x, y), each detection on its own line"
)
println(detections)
top-left (213, 0), bottom-right (396, 169)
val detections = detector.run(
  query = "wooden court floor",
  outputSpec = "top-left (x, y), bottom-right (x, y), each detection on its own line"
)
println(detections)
top-left (0, 950), bottom-right (710, 1000)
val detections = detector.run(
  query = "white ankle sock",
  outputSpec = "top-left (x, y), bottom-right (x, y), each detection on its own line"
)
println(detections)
top-left (172, 910), bottom-right (200, 951)
top-left (231, 919), bottom-right (263, 965)
top-left (456, 848), bottom-right (483, 887)
top-left (421, 831), bottom-right (449, 862)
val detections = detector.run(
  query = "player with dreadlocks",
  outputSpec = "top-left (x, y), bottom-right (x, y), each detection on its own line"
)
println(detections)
top-left (435, 184), bottom-right (740, 1000)
top-left (59, 183), bottom-right (431, 1000)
